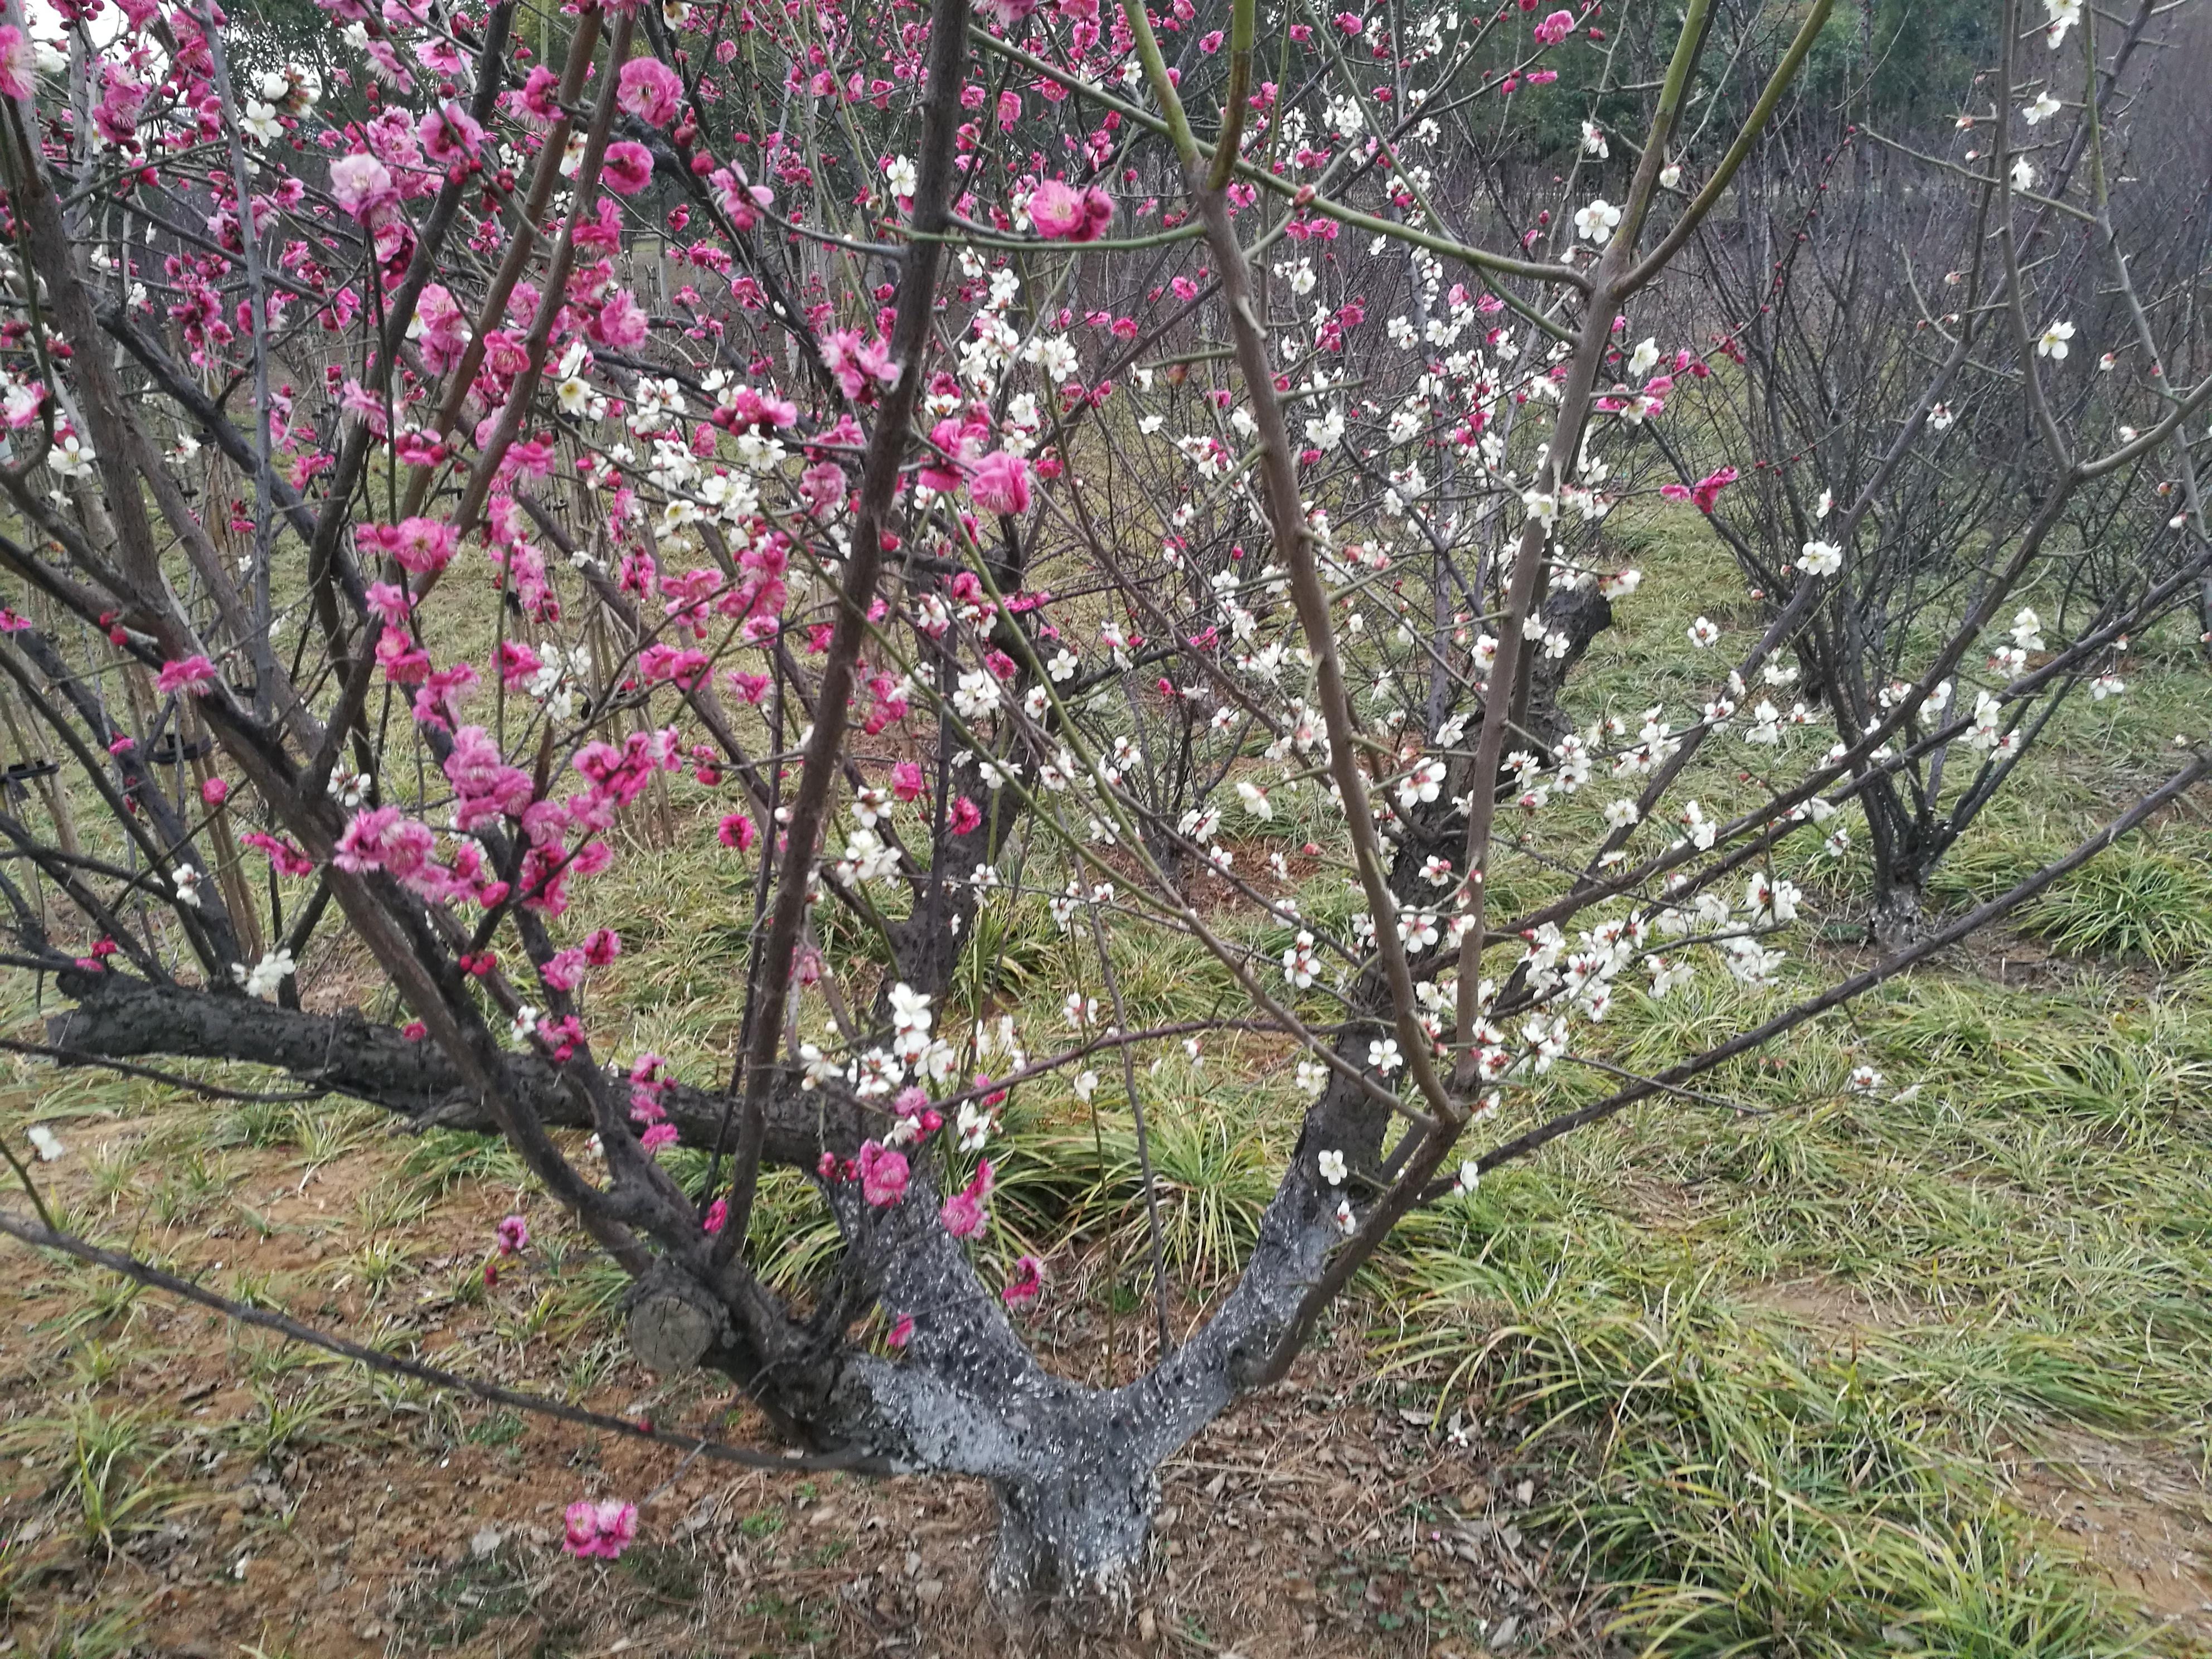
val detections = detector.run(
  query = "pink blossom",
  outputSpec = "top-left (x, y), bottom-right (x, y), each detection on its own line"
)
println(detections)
top-left (563, 1499), bottom-right (638, 1560)
top-left (333, 806), bottom-right (436, 878)
top-left (1029, 180), bottom-right (1115, 242)
top-left (495, 1214), bottom-right (530, 1254)
top-left (92, 65), bottom-right (146, 144)
top-left (366, 581), bottom-right (413, 625)
top-left (1002, 1254), bottom-right (1044, 1305)
top-left (499, 639), bottom-right (543, 690)
top-left (822, 330), bottom-right (900, 400)
top-left (891, 760), bottom-right (926, 802)
top-left (709, 167), bottom-right (774, 229)
top-left (617, 57), bottom-right (683, 127)
top-left (965, 451), bottom-right (1031, 517)
top-left (921, 415), bottom-right (987, 491)
top-left (939, 1158), bottom-right (995, 1238)
top-left (329, 152), bottom-right (397, 222)
top-left (516, 64), bottom-right (561, 124)
top-left (155, 656), bottom-right (218, 696)
top-left (200, 778), bottom-right (230, 807)
top-left (856, 1139), bottom-right (910, 1207)
top-left (412, 287), bottom-right (470, 378)
top-left (411, 662), bottom-right (477, 734)
top-left (1658, 464), bottom-right (1739, 514)
top-left (418, 101), bottom-right (483, 163)
top-left (949, 795), bottom-right (982, 835)
top-left (640, 1122), bottom-right (679, 1154)
top-left (539, 947), bottom-right (590, 992)
top-left (445, 727), bottom-right (533, 828)
top-left (394, 516), bottom-right (458, 575)
top-left (241, 832), bottom-right (315, 877)
top-left (639, 643), bottom-right (710, 687)
top-left (1532, 8), bottom-right (1575, 43)
top-left (601, 140), bottom-right (655, 195)
top-left (0, 26), bottom-right (34, 101)
top-left (702, 1197), bottom-right (729, 1234)
top-left (373, 628), bottom-right (429, 686)
top-left (717, 812), bottom-right (757, 851)
top-left (590, 288), bottom-right (649, 349)
top-left (886, 1313), bottom-right (915, 1348)
top-left (799, 460), bottom-right (847, 516)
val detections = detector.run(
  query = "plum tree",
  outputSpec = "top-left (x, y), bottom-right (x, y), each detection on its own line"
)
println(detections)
top-left (0, 0), bottom-right (2203, 1624)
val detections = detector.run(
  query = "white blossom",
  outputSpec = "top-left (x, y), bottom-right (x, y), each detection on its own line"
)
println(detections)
top-left (232, 948), bottom-right (297, 1002)
top-left (1797, 540), bottom-right (1844, 577)
top-left (1573, 198), bottom-right (1622, 244)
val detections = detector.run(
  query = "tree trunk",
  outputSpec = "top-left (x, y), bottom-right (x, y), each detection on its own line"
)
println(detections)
top-left (1522, 584), bottom-right (1613, 754)
top-left (1869, 878), bottom-right (1925, 954)
top-left (988, 1457), bottom-right (1157, 1619)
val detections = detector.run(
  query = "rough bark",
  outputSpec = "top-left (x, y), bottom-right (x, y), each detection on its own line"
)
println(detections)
top-left (1523, 584), bottom-right (1615, 754)
top-left (1869, 879), bottom-right (1928, 954)
top-left (43, 968), bottom-right (857, 1168)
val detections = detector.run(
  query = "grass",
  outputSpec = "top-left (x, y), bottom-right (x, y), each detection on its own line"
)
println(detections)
top-left (1006, 1090), bottom-right (1287, 1284)
top-left (0, 1404), bottom-right (206, 1556)
top-left (1930, 834), bottom-right (2212, 969)
top-left (1370, 942), bottom-right (2212, 1653)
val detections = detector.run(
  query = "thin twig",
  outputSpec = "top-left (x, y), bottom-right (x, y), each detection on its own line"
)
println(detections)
top-left (0, 1207), bottom-right (887, 1476)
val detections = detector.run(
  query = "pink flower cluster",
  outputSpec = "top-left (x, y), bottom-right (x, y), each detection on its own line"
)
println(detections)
top-left (0, 27), bottom-right (35, 102)
top-left (629, 1053), bottom-right (682, 1156)
top-left (1660, 465), bottom-right (1739, 515)
top-left (357, 515), bottom-right (460, 578)
top-left (444, 726), bottom-right (536, 830)
top-left (563, 1498), bottom-right (638, 1560)
top-left (646, 541), bottom-right (790, 648)
top-left (1029, 179), bottom-right (1114, 242)
top-left (602, 141), bottom-right (654, 196)
top-left (1003, 1255), bottom-right (1044, 1306)
top-left (540, 928), bottom-right (619, 992)
top-left (332, 804), bottom-right (508, 908)
top-left (922, 413), bottom-right (990, 492)
top-left (855, 1140), bottom-right (910, 1206)
top-left (707, 167), bottom-right (775, 231)
top-left (940, 1159), bottom-right (995, 1238)
top-left (241, 831), bottom-right (314, 877)
top-left (822, 329), bottom-right (899, 400)
top-left (966, 451), bottom-right (1031, 517)
top-left (155, 656), bottom-right (217, 696)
